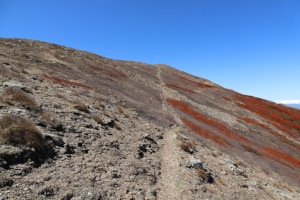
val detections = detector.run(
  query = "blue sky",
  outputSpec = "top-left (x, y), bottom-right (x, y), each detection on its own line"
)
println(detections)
top-left (1, 0), bottom-right (300, 103)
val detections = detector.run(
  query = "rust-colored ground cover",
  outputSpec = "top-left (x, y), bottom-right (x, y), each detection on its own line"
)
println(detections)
top-left (43, 75), bottom-right (95, 90)
top-left (167, 98), bottom-right (300, 169)
top-left (235, 95), bottom-right (300, 141)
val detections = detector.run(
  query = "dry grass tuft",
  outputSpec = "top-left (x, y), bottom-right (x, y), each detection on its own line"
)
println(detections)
top-left (131, 120), bottom-right (136, 128)
top-left (118, 107), bottom-right (124, 114)
top-left (180, 140), bottom-right (195, 154)
top-left (214, 177), bottom-right (225, 186)
top-left (114, 123), bottom-right (122, 130)
top-left (54, 93), bottom-right (64, 98)
top-left (241, 144), bottom-right (260, 156)
top-left (39, 112), bottom-right (62, 130)
top-left (212, 150), bottom-right (223, 157)
top-left (72, 91), bottom-right (80, 97)
top-left (103, 110), bottom-right (110, 117)
top-left (1, 87), bottom-right (39, 111)
top-left (195, 168), bottom-right (208, 180)
top-left (73, 100), bottom-right (89, 113)
top-left (257, 183), bottom-right (264, 190)
top-left (177, 134), bottom-right (186, 142)
top-left (0, 115), bottom-right (44, 148)
top-left (273, 181), bottom-right (293, 192)
top-left (93, 104), bottom-right (101, 110)
top-left (53, 103), bottom-right (62, 109)
top-left (92, 114), bottom-right (104, 125)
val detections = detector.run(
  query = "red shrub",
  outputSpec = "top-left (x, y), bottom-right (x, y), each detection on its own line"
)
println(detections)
top-left (167, 99), bottom-right (300, 169)
top-left (166, 99), bottom-right (251, 145)
top-left (44, 75), bottom-right (95, 90)
top-left (222, 96), bottom-right (232, 101)
top-left (261, 147), bottom-right (300, 169)
top-left (238, 117), bottom-right (300, 151)
top-left (113, 69), bottom-right (128, 78)
top-left (234, 95), bottom-right (300, 141)
top-left (181, 118), bottom-right (231, 147)
top-left (238, 117), bottom-right (268, 129)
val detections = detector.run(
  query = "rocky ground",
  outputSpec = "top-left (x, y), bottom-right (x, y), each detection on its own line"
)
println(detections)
top-left (0, 74), bottom-right (298, 200)
top-left (0, 38), bottom-right (299, 199)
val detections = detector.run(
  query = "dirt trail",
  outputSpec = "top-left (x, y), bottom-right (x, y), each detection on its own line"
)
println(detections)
top-left (157, 66), bottom-right (189, 199)
top-left (157, 67), bottom-right (182, 124)
top-left (158, 125), bottom-right (183, 200)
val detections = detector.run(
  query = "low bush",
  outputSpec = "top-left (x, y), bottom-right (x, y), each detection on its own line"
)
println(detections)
top-left (73, 100), bottom-right (89, 113)
top-left (180, 140), bottom-right (194, 154)
top-left (0, 115), bottom-right (44, 148)
top-left (54, 93), bottom-right (64, 98)
top-left (114, 123), bottom-right (122, 130)
top-left (92, 114), bottom-right (104, 125)
top-left (39, 112), bottom-right (62, 130)
top-left (241, 144), bottom-right (260, 156)
top-left (1, 87), bottom-right (39, 111)
top-left (195, 168), bottom-right (208, 180)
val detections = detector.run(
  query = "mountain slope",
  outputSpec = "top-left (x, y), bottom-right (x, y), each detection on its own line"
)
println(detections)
top-left (0, 38), bottom-right (299, 199)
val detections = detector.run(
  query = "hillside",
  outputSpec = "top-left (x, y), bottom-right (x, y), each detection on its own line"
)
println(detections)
top-left (0, 38), bottom-right (299, 200)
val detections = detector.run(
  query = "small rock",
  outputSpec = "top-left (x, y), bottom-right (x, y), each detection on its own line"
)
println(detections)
top-left (3, 81), bottom-right (26, 90)
top-left (187, 157), bottom-right (203, 168)
top-left (220, 170), bottom-right (227, 175)
top-left (30, 76), bottom-right (43, 81)
top-left (44, 133), bottom-right (65, 147)
top-left (61, 192), bottom-right (74, 200)
top-left (0, 176), bottom-right (14, 188)
top-left (39, 186), bottom-right (58, 197)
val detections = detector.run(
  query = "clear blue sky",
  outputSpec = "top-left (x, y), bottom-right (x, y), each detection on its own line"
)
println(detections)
top-left (1, 0), bottom-right (300, 103)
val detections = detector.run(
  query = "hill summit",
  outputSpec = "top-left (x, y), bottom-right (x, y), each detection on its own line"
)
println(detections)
top-left (0, 38), bottom-right (299, 199)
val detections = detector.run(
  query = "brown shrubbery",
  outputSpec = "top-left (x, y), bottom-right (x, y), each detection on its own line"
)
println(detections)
top-left (177, 134), bottom-right (195, 154)
top-left (39, 112), bottom-right (62, 130)
top-left (180, 141), bottom-right (195, 154)
top-left (73, 100), bottom-right (89, 113)
top-left (114, 123), bottom-right (122, 130)
top-left (0, 115), bottom-right (44, 148)
top-left (1, 88), bottom-right (39, 111)
top-left (92, 114), bottom-right (104, 125)
top-left (241, 144), bottom-right (260, 156)
top-left (195, 168), bottom-right (208, 180)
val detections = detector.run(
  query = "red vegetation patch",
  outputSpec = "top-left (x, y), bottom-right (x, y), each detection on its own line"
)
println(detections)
top-left (262, 147), bottom-right (300, 169)
top-left (222, 96), bottom-right (232, 101)
top-left (238, 117), bottom-right (268, 129)
top-left (43, 75), bottom-right (95, 90)
top-left (181, 118), bottom-right (231, 147)
top-left (235, 95), bottom-right (300, 140)
top-left (113, 69), bottom-right (128, 78)
top-left (89, 65), bottom-right (101, 71)
top-left (238, 117), bottom-right (300, 151)
top-left (166, 99), bottom-right (251, 144)
top-left (166, 84), bottom-right (196, 94)
top-left (179, 75), bottom-right (213, 88)
top-left (167, 99), bottom-right (300, 169)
